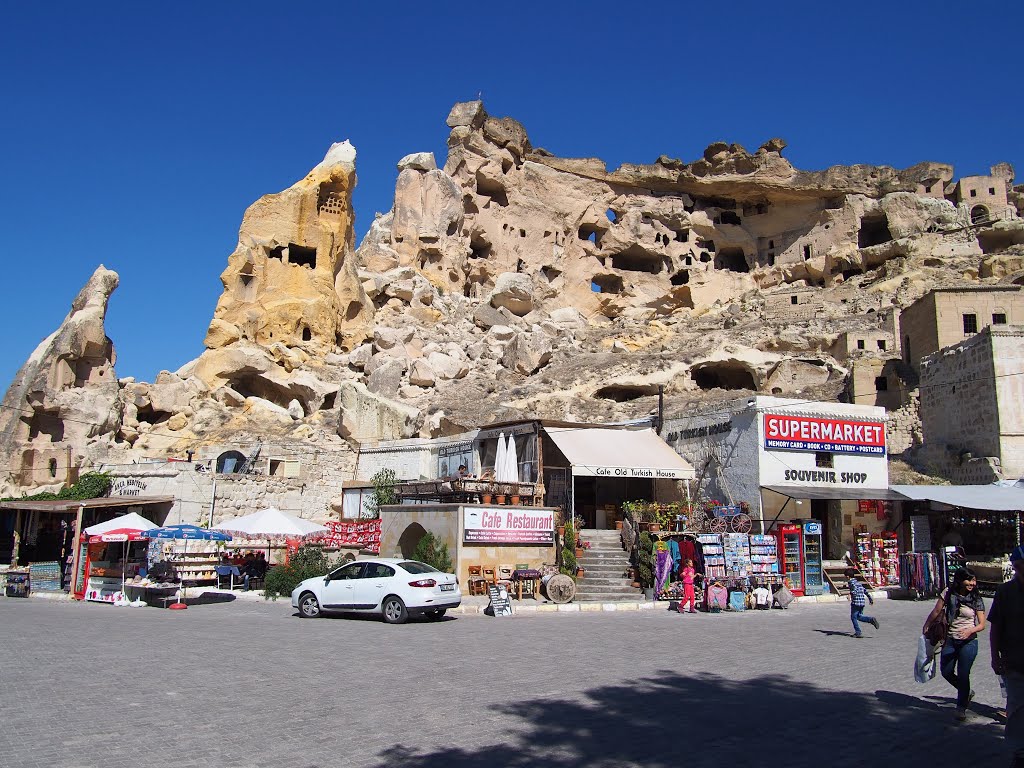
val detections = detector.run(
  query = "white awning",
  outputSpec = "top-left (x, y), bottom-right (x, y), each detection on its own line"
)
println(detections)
top-left (544, 427), bottom-right (695, 480)
top-left (891, 484), bottom-right (1024, 512)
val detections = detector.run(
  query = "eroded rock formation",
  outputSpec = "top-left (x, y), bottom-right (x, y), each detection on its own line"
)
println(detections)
top-left (2, 101), bottom-right (1023, 495)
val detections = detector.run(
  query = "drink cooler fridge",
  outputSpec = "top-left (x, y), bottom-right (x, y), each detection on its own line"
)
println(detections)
top-left (802, 521), bottom-right (824, 596)
top-left (775, 524), bottom-right (805, 596)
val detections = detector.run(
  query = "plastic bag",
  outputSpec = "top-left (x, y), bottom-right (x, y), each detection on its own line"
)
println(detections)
top-left (914, 634), bottom-right (939, 684)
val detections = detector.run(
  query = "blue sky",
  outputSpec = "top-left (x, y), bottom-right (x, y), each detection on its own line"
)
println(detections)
top-left (1, 2), bottom-right (1020, 389)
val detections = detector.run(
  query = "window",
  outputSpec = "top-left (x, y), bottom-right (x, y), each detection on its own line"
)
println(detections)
top-left (815, 453), bottom-right (833, 468)
top-left (875, 376), bottom-right (889, 392)
top-left (329, 563), bottom-right (365, 581)
top-left (364, 564), bottom-right (395, 579)
top-left (400, 561), bottom-right (440, 574)
top-left (993, 313), bottom-right (1007, 325)
top-left (963, 314), bottom-right (978, 334)
top-left (970, 189), bottom-right (977, 198)
top-left (857, 339), bottom-right (865, 350)
top-left (989, 188), bottom-right (996, 195)
top-left (803, 244), bottom-right (812, 260)
top-left (877, 340), bottom-right (887, 351)
top-left (790, 296), bottom-right (799, 305)
top-left (48, 458), bottom-right (57, 478)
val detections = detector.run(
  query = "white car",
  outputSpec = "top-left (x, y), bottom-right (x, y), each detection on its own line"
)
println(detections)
top-left (291, 558), bottom-right (462, 623)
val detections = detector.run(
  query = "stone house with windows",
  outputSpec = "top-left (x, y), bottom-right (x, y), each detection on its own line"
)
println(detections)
top-left (898, 286), bottom-right (1024, 374)
top-left (917, 325), bottom-right (1024, 483)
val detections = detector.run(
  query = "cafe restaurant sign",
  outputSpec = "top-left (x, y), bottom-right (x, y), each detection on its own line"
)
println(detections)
top-left (763, 413), bottom-right (886, 456)
top-left (463, 506), bottom-right (553, 546)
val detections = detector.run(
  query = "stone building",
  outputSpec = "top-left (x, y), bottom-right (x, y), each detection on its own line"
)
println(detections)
top-left (949, 168), bottom-right (1013, 224)
top-left (918, 324), bottom-right (1024, 483)
top-left (663, 396), bottom-right (891, 559)
top-left (899, 286), bottom-right (1024, 373)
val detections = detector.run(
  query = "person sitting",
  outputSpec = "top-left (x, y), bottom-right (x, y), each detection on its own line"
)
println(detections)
top-left (241, 552), bottom-right (264, 591)
top-left (457, 464), bottom-right (472, 479)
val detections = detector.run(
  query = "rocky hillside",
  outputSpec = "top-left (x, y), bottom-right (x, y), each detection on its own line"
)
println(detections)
top-left (3, 100), bottom-right (1022, 495)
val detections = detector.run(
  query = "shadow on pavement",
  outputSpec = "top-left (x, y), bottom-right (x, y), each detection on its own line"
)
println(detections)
top-left (373, 672), bottom-right (1006, 768)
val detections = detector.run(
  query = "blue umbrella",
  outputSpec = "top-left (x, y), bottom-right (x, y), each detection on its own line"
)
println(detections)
top-left (146, 525), bottom-right (232, 609)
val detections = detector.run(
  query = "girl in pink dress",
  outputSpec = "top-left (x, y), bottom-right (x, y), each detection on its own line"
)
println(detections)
top-left (681, 559), bottom-right (697, 613)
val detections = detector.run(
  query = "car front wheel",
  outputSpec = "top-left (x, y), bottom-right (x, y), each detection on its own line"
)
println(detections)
top-left (298, 592), bottom-right (321, 618)
top-left (382, 596), bottom-right (408, 624)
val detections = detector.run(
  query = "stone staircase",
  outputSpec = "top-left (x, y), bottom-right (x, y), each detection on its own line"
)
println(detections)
top-left (575, 529), bottom-right (644, 602)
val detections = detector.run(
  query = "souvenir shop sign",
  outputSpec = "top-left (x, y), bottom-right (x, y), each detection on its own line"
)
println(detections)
top-left (463, 506), bottom-right (553, 545)
top-left (309, 520), bottom-right (382, 553)
top-left (763, 414), bottom-right (886, 456)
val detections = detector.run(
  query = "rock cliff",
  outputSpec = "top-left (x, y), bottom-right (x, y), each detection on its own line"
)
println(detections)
top-left (2, 101), bottom-right (1022, 493)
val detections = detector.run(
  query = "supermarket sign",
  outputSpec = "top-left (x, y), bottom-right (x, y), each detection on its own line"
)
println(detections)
top-left (763, 414), bottom-right (886, 456)
top-left (463, 507), bottom-right (553, 546)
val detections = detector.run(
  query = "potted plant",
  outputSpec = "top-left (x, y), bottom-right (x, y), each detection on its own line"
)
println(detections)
top-left (637, 531), bottom-right (655, 599)
top-left (560, 520), bottom-right (577, 580)
top-left (576, 566), bottom-right (585, 578)
top-left (482, 493), bottom-right (493, 504)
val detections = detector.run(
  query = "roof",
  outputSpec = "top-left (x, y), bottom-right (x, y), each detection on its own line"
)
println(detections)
top-left (762, 485), bottom-right (906, 502)
top-left (544, 427), bottom-right (695, 480)
top-left (891, 484), bottom-right (1024, 512)
top-left (0, 496), bottom-right (175, 513)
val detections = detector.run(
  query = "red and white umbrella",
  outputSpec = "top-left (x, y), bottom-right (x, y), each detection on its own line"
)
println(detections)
top-left (94, 528), bottom-right (152, 543)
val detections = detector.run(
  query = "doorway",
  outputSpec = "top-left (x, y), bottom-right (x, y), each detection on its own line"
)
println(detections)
top-left (810, 499), bottom-right (844, 559)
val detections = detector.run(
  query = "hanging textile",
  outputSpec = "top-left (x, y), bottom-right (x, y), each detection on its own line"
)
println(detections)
top-left (655, 546), bottom-right (672, 593)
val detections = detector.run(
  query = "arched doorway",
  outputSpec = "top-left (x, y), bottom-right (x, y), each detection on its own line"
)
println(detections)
top-left (216, 450), bottom-right (246, 474)
top-left (971, 205), bottom-right (989, 224)
top-left (397, 522), bottom-right (428, 559)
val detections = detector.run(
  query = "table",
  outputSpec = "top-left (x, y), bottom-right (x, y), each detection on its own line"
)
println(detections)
top-left (511, 569), bottom-right (541, 600)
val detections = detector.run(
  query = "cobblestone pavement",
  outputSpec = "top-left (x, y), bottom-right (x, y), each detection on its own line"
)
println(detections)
top-left (0, 596), bottom-right (1009, 768)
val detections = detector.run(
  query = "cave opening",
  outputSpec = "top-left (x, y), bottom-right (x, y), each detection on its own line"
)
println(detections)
top-left (594, 384), bottom-right (660, 402)
top-left (670, 270), bottom-right (690, 286)
top-left (714, 247), bottom-right (750, 273)
top-left (858, 213), bottom-right (893, 248)
top-left (289, 244), bottom-right (317, 269)
top-left (611, 245), bottom-right (663, 274)
top-left (690, 362), bottom-right (757, 391)
top-left (591, 274), bottom-right (623, 294)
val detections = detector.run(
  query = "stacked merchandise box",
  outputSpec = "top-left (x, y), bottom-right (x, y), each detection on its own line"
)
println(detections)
top-left (748, 534), bottom-right (779, 583)
top-left (855, 531), bottom-right (878, 584)
top-left (697, 533), bottom-right (725, 580)
top-left (723, 533), bottom-right (751, 578)
top-left (875, 532), bottom-right (900, 586)
top-left (29, 561), bottom-right (62, 592)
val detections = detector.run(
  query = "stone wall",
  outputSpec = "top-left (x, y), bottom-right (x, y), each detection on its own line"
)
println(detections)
top-left (919, 328), bottom-right (1001, 479)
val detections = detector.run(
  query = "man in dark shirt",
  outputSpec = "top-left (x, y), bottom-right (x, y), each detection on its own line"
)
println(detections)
top-left (990, 546), bottom-right (1024, 767)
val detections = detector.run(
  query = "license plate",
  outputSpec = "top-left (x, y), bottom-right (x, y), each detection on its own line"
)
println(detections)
top-left (441, 583), bottom-right (455, 592)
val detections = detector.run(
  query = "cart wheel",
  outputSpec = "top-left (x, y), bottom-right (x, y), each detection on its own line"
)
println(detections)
top-left (730, 514), bottom-right (752, 534)
top-left (709, 517), bottom-right (727, 534)
top-left (543, 574), bottom-right (577, 604)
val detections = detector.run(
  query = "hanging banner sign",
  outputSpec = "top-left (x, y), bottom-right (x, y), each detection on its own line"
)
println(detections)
top-left (763, 414), bottom-right (886, 456)
top-left (308, 520), bottom-right (381, 553)
top-left (463, 506), bottom-right (553, 545)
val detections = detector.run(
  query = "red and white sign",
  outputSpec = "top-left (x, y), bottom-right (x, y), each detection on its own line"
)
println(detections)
top-left (763, 414), bottom-right (886, 456)
top-left (308, 520), bottom-right (381, 553)
top-left (463, 507), bottom-right (554, 546)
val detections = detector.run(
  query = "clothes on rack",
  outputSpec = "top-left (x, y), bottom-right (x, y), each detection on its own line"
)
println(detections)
top-left (900, 552), bottom-right (940, 595)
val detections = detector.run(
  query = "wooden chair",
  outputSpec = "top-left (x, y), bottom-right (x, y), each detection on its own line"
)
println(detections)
top-left (497, 564), bottom-right (516, 596)
top-left (482, 566), bottom-right (498, 587)
top-left (466, 565), bottom-right (488, 596)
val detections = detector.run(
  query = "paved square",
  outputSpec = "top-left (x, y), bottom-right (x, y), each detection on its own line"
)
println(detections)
top-left (0, 596), bottom-right (1008, 767)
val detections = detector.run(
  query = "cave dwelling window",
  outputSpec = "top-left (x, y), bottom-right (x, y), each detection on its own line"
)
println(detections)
top-left (962, 313), bottom-right (978, 335)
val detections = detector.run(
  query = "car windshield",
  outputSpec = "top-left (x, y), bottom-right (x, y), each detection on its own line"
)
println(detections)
top-left (400, 561), bottom-right (440, 574)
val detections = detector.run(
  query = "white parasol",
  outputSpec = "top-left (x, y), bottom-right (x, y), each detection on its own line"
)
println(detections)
top-left (494, 432), bottom-right (508, 482)
top-left (505, 433), bottom-right (519, 483)
top-left (212, 507), bottom-right (328, 538)
top-left (84, 512), bottom-right (157, 536)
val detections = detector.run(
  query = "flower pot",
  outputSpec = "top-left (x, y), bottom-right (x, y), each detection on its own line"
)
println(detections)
top-left (496, 494), bottom-right (506, 505)
top-left (575, 548), bottom-right (584, 558)
top-left (556, 525), bottom-right (565, 536)
top-left (510, 495), bottom-right (520, 505)
top-left (615, 520), bottom-right (623, 530)
top-left (576, 567), bottom-right (585, 578)
top-left (649, 523), bottom-right (662, 532)
top-left (643, 588), bottom-right (655, 600)
top-left (482, 494), bottom-right (492, 504)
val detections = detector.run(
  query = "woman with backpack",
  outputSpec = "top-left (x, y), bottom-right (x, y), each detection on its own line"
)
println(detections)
top-left (923, 568), bottom-right (987, 721)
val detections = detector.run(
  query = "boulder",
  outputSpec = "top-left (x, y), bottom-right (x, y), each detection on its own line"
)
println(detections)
top-left (397, 152), bottom-right (438, 172)
top-left (501, 331), bottom-right (553, 375)
top-left (337, 381), bottom-right (420, 442)
top-left (488, 273), bottom-right (534, 316)
top-left (409, 359), bottom-right (436, 387)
